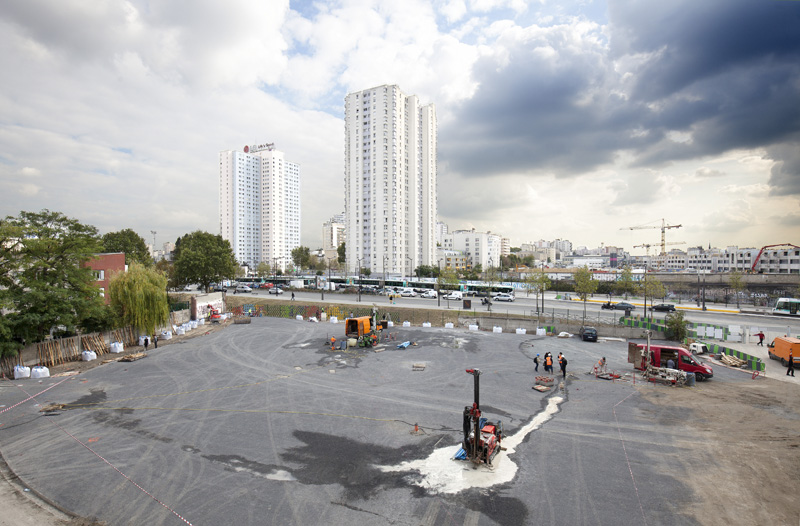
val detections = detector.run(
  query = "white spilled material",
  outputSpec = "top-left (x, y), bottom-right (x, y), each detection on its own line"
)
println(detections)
top-left (379, 396), bottom-right (564, 494)
top-left (445, 323), bottom-right (454, 329)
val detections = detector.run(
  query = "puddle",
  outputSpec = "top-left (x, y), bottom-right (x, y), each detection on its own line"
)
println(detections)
top-left (379, 396), bottom-right (563, 494)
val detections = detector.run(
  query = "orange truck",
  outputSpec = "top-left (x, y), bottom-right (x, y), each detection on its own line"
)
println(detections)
top-left (767, 336), bottom-right (800, 368)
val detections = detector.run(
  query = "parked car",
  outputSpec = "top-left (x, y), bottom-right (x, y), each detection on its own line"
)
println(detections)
top-left (268, 287), bottom-right (284, 295)
top-left (651, 303), bottom-right (676, 312)
top-left (602, 301), bottom-right (635, 311)
top-left (492, 293), bottom-right (515, 302)
top-left (258, 283), bottom-right (274, 289)
top-left (234, 285), bottom-right (252, 293)
top-left (579, 326), bottom-right (598, 342)
top-left (212, 284), bottom-right (226, 292)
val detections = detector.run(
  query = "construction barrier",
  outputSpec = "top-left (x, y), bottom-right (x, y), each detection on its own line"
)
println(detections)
top-left (701, 342), bottom-right (765, 372)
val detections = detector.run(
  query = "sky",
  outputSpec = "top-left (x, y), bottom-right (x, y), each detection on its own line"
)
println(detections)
top-left (1, 0), bottom-right (798, 255)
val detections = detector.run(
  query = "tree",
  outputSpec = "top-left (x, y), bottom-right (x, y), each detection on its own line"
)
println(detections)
top-left (102, 229), bottom-right (152, 267)
top-left (437, 268), bottom-right (459, 302)
top-left (526, 270), bottom-right (551, 314)
top-left (641, 275), bottom-right (666, 315)
top-left (256, 262), bottom-right (271, 277)
top-left (155, 259), bottom-right (176, 289)
top-left (615, 266), bottom-right (637, 299)
top-left (665, 311), bottom-right (689, 341)
top-left (291, 246), bottom-right (312, 270)
top-left (361, 267), bottom-right (371, 277)
top-left (1, 210), bottom-right (107, 353)
top-left (172, 231), bottom-right (238, 291)
top-left (337, 242), bottom-right (346, 264)
top-left (109, 263), bottom-right (169, 335)
top-left (727, 270), bottom-right (746, 308)
top-left (574, 266), bottom-right (598, 324)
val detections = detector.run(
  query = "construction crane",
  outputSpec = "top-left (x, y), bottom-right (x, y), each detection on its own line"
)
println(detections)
top-left (622, 219), bottom-right (682, 256)
top-left (634, 242), bottom-right (686, 256)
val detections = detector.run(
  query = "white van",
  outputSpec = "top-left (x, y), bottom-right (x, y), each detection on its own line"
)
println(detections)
top-left (444, 291), bottom-right (463, 300)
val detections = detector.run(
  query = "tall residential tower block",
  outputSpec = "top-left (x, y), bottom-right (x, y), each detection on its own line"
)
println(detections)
top-left (219, 142), bottom-right (300, 271)
top-left (344, 85), bottom-right (437, 276)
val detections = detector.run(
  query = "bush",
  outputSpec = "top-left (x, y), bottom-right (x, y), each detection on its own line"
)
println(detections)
top-left (665, 311), bottom-right (689, 341)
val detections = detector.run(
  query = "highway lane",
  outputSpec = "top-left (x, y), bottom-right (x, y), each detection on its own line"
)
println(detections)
top-left (241, 288), bottom-right (800, 334)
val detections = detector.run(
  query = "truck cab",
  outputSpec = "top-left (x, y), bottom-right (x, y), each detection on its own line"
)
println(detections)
top-left (629, 343), bottom-right (714, 381)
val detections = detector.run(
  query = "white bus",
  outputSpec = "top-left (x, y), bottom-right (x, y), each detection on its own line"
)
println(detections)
top-left (773, 297), bottom-right (800, 316)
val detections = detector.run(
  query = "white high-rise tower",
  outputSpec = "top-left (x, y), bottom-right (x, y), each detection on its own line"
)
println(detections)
top-left (219, 142), bottom-right (300, 271)
top-left (344, 84), bottom-right (437, 277)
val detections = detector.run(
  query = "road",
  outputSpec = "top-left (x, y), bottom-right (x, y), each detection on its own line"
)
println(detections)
top-left (236, 288), bottom-right (800, 335)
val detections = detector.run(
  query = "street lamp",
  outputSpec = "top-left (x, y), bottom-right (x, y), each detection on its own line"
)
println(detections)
top-left (437, 259), bottom-right (442, 307)
top-left (356, 257), bottom-right (362, 302)
top-left (383, 254), bottom-right (388, 293)
top-left (406, 256), bottom-right (413, 284)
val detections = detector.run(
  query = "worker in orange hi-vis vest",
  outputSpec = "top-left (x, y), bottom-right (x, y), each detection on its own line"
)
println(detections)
top-left (598, 357), bottom-right (607, 373)
top-left (545, 353), bottom-right (553, 373)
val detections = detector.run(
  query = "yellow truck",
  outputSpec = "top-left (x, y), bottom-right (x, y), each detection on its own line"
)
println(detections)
top-left (767, 336), bottom-right (800, 367)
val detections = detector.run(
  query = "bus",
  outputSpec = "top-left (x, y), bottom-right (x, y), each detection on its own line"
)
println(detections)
top-left (773, 298), bottom-right (800, 316)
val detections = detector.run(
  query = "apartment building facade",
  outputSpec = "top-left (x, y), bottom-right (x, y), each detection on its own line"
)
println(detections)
top-left (344, 85), bottom-right (437, 276)
top-left (219, 142), bottom-right (300, 271)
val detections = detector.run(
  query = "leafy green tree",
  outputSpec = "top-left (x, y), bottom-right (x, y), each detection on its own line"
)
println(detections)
top-left (727, 270), bottom-right (746, 308)
top-left (361, 267), bottom-right (371, 277)
top-left (291, 246), bottom-right (312, 270)
top-left (526, 270), bottom-right (551, 312)
top-left (155, 259), bottom-right (176, 289)
top-left (665, 311), bottom-right (689, 341)
top-left (641, 275), bottom-right (666, 314)
top-left (615, 266), bottom-right (637, 299)
top-left (337, 242), bottom-right (346, 264)
top-left (574, 266), bottom-right (598, 323)
top-left (102, 229), bottom-right (152, 267)
top-left (256, 262), bottom-right (271, 277)
top-left (172, 231), bottom-right (238, 291)
top-left (109, 263), bottom-right (169, 335)
top-left (437, 268), bottom-right (459, 296)
top-left (1, 210), bottom-right (106, 353)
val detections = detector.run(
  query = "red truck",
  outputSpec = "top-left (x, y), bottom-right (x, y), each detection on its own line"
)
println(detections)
top-left (628, 343), bottom-right (714, 381)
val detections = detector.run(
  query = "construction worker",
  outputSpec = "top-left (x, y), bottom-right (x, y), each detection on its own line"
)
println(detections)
top-left (533, 354), bottom-right (540, 372)
top-left (787, 350), bottom-right (795, 377)
top-left (330, 336), bottom-right (336, 351)
top-left (559, 354), bottom-right (568, 379)
top-left (544, 353), bottom-right (553, 374)
top-left (598, 357), bottom-right (606, 373)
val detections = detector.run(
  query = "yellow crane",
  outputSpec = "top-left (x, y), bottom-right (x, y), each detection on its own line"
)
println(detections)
top-left (633, 242), bottom-right (686, 256)
top-left (622, 219), bottom-right (682, 256)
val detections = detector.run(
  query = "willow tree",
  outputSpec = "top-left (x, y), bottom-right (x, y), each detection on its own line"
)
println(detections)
top-left (109, 263), bottom-right (169, 336)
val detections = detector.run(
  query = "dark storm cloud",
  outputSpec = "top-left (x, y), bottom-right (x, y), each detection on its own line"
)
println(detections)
top-left (440, 31), bottom-right (654, 177)
top-left (442, 0), bottom-right (800, 192)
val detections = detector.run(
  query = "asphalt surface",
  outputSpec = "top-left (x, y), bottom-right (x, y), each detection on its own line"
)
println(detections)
top-left (0, 319), bottom-right (750, 526)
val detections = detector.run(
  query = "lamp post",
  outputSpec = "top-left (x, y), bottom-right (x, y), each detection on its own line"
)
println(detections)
top-left (327, 256), bottom-right (336, 298)
top-left (406, 256), bottom-right (413, 284)
top-left (383, 254), bottom-right (388, 293)
top-left (273, 257), bottom-right (280, 290)
top-left (437, 259), bottom-right (442, 307)
top-left (356, 257), bottom-right (362, 302)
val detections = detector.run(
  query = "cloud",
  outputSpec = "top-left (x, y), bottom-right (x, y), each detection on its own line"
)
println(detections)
top-left (695, 167), bottom-right (724, 178)
top-left (766, 141), bottom-right (800, 196)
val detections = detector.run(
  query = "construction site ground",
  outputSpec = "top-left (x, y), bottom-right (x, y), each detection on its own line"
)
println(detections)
top-left (0, 317), bottom-right (798, 526)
